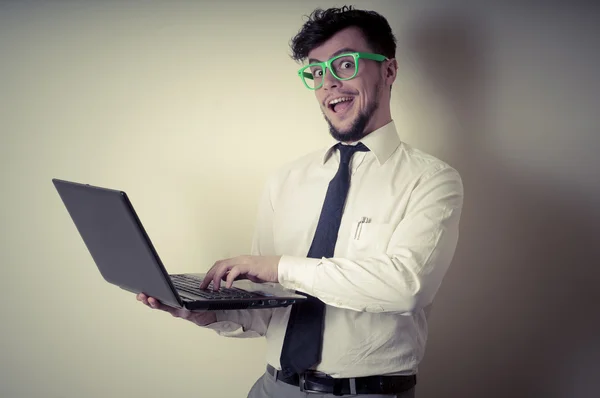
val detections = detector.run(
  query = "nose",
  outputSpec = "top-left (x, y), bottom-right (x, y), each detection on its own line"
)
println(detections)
top-left (322, 68), bottom-right (341, 90)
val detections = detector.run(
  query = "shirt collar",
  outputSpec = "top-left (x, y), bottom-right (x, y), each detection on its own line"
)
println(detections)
top-left (321, 120), bottom-right (401, 165)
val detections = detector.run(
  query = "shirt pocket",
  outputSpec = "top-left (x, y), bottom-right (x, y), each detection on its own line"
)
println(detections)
top-left (347, 221), bottom-right (395, 258)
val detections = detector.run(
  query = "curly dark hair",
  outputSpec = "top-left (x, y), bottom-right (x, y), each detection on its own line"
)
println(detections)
top-left (289, 5), bottom-right (397, 63)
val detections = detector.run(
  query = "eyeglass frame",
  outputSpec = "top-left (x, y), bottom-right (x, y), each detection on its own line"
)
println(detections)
top-left (297, 52), bottom-right (389, 90)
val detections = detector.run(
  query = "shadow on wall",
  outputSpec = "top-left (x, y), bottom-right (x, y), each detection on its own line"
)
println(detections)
top-left (403, 10), bottom-right (600, 398)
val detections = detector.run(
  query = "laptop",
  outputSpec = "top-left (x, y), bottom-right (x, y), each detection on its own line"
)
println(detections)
top-left (52, 178), bottom-right (307, 311)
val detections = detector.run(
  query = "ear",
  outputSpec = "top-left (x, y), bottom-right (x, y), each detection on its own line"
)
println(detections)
top-left (384, 58), bottom-right (398, 86)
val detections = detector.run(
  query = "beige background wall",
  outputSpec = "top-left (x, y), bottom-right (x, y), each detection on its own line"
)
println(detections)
top-left (1, 1), bottom-right (599, 397)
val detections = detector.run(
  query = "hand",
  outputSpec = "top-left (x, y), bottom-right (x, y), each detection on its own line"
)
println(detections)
top-left (136, 293), bottom-right (217, 326)
top-left (199, 255), bottom-right (281, 291)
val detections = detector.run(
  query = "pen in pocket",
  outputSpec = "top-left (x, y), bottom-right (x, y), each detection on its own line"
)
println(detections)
top-left (354, 217), bottom-right (371, 240)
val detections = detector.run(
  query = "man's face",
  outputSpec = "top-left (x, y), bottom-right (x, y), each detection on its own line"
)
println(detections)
top-left (306, 26), bottom-right (394, 142)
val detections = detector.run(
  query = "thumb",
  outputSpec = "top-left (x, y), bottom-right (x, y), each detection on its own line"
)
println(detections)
top-left (149, 298), bottom-right (181, 315)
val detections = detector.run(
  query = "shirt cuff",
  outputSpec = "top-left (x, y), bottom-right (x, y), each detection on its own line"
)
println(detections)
top-left (203, 310), bottom-right (261, 338)
top-left (277, 255), bottom-right (321, 295)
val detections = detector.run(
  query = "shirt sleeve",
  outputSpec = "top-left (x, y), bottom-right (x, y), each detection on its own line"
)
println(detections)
top-left (277, 164), bottom-right (464, 315)
top-left (204, 175), bottom-right (277, 337)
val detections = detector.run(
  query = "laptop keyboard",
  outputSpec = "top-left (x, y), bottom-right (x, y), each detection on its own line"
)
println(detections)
top-left (170, 274), bottom-right (262, 300)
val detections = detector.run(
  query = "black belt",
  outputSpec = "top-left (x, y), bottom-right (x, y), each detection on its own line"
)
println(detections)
top-left (266, 364), bottom-right (416, 396)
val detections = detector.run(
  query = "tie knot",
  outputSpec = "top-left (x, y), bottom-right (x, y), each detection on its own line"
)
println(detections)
top-left (336, 142), bottom-right (369, 164)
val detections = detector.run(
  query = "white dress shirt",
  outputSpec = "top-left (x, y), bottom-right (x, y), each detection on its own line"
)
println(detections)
top-left (206, 120), bottom-right (464, 378)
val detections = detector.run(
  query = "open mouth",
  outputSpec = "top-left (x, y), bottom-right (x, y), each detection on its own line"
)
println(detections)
top-left (328, 96), bottom-right (354, 115)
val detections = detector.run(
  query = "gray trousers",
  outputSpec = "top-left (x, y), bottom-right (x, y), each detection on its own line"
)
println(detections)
top-left (247, 370), bottom-right (416, 398)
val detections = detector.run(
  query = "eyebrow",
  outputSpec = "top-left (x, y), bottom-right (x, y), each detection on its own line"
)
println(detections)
top-left (308, 47), bottom-right (357, 64)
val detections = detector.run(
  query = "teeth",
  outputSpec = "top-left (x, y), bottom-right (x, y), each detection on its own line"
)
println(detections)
top-left (328, 97), bottom-right (352, 106)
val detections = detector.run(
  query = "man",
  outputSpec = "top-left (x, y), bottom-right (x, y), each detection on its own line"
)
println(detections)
top-left (138, 6), bottom-right (463, 398)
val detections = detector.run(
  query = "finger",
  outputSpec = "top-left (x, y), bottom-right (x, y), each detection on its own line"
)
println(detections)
top-left (199, 272), bottom-right (212, 290)
top-left (147, 299), bottom-right (193, 322)
top-left (150, 298), bottom-right (184, 317)
top-left (138, 293), bottom-right (150, 306)
top-left (200, 262), bottom-right (221, 290)
top-left (148, 297), bottom-right (175, 312)
top-left (213, 259), bottom-right (236, 290)
top-left (212, 263), bottom-right (233, 291)
top-left (147, 297), bottom-right (161, 308)
top-left (225, 266), bottom-right (243, 289)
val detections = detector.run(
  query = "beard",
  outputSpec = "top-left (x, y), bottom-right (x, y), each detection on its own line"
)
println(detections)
top-left (323, 83), bottom-right (381, 143)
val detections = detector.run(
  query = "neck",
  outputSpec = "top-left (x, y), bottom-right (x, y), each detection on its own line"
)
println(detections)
top-left (362, 109), bottom-right (392, 138)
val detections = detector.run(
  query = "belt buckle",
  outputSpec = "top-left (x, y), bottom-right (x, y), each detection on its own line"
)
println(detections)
top-left (298, 373), bottom-right (320, 394)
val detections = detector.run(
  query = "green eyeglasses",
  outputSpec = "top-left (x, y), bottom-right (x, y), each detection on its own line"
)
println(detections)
top-left (298, 52), bottom-right (389, 90)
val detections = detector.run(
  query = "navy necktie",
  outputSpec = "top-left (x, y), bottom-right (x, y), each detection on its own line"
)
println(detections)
top-left (279, 142), bottom-right (370, 378)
